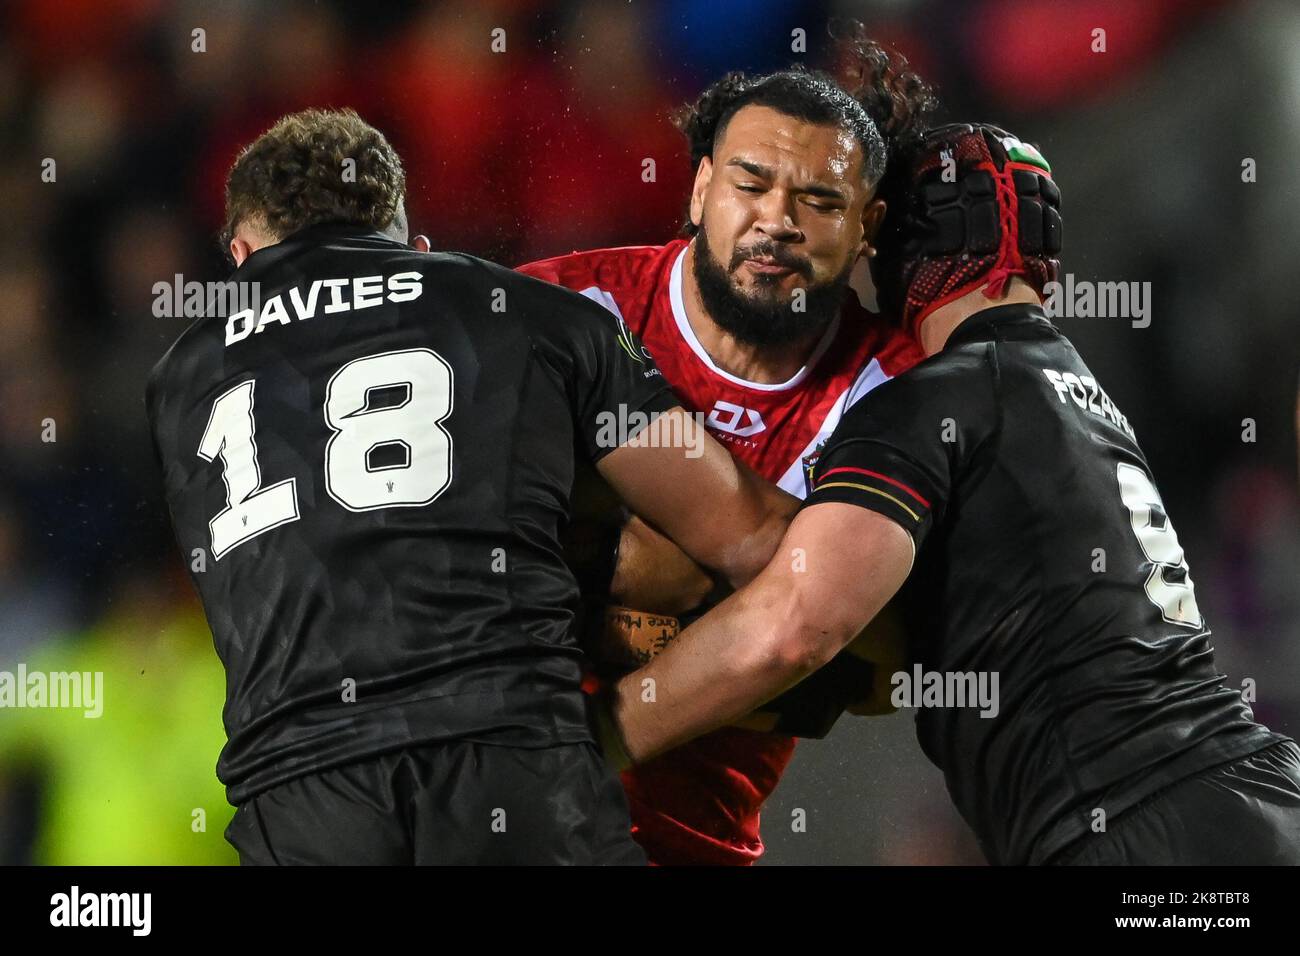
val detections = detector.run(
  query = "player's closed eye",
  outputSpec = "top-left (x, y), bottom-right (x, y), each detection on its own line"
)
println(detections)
top-left (735, 182), bottom-right (836, 212)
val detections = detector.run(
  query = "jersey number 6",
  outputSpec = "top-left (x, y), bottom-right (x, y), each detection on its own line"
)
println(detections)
top-left (197, 348), bottom-right (454, 560)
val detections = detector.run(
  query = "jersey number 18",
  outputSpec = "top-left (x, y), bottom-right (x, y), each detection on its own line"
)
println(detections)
top-left (196, 348), bottom-right (454, 559)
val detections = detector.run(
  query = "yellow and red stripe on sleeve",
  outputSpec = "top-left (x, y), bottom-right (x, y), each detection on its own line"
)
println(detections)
top-left (807, 464), bottom-right (934, 540)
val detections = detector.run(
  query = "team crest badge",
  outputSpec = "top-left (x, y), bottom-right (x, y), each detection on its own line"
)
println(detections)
top-left (802, 440), bottom-right (827, 496)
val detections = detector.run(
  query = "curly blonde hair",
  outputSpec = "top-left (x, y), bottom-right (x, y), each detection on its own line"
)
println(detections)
top-left (222, 108), bottom-right (406, 252)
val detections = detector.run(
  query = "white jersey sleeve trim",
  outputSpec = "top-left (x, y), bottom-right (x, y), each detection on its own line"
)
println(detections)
top-left (774, 357), bottom-right (892, 498)
top-left (576, 285), bottom-right (626, 319)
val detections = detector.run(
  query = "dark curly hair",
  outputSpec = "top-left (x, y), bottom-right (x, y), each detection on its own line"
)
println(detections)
top-left (673, 24), bottom-right (938, 237)
top-left (827, 19), bottom-right (939, 165)
top-left (222, 108), bottom-right (406, 256)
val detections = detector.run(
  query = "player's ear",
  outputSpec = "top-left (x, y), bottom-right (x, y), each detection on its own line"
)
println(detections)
top-left (230, 236), bottom-right (254, 267)
top-left (860, 198), bottom-right (886, 259)
top-left (689, 157), bottom-right (713, 228)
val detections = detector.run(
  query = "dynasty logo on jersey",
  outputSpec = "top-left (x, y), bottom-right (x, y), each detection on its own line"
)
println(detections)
top-left (706, 400), bottom-right (765, 438)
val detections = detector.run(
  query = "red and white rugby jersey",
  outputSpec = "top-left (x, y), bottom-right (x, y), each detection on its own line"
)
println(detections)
top-left (517, 239), bottom-right (924, 866)
top-left (518, 239), bottom-right (922, 497)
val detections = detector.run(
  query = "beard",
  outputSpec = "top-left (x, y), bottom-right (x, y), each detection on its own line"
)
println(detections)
top-left (691, 220), bottom-right (856, 349)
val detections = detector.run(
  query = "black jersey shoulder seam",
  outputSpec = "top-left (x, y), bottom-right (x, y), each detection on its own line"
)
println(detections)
top-left (950, 340), bottom-right (1004, 504)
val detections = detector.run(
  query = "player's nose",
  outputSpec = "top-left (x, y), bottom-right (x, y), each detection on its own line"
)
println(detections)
top-left (752, 196), bottom-right (802, 243)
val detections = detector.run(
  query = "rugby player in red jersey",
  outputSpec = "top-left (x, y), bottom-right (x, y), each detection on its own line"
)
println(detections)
top-left (600, 122), bottom-right (1300, 867)
top-left (517, 37), bottom-right (936, 865)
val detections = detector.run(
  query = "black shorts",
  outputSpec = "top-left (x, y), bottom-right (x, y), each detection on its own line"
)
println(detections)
top-left (225, 741), bottom-right (646, 865)
top-left (1052, 740), bottom-right (1300, 865)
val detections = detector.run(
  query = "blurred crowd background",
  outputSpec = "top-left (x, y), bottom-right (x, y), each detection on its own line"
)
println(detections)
top-left (0, 0), bottom-right (1296, 865)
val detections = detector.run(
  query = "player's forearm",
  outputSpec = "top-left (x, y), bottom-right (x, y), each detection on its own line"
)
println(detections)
top-left (701, 473), bottom-right (799, 591)
top-left (609, 517), bottom-right (716, 615)
top-left (638, 434), bottom-right (798, 591)
top-left (610, 570), bottom-right (846, 762)
top-left (596, 411), bottom-right (798, 592)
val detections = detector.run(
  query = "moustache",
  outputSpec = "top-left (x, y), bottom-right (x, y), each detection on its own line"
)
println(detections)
top-left (729, 242), bottom-right (813, 279)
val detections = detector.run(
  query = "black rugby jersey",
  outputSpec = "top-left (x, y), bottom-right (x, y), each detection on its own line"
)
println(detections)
top-left (146, 225), bottom-right (676, 803)
top-left (805, 303), bottom-right (1283, 864)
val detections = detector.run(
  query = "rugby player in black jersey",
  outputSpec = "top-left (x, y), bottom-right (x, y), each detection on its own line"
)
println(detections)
top-left (146, 109), bottom-right (796, 865)
top-left (602, 123), bottom-right (1300, 865)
